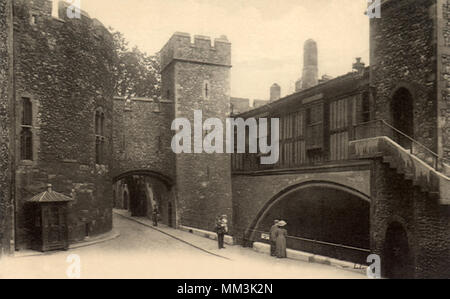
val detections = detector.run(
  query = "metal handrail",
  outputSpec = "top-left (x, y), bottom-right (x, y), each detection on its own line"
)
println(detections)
top-left (352, 119), bottom-right (450, 170)
top-left (357, 119), bottom-right (439, 159)
top-left (248, 228), bottom-right (370, 254)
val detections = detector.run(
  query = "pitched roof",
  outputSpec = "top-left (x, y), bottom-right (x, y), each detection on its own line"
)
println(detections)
top-left (28, 184), bottom-right (73, 203)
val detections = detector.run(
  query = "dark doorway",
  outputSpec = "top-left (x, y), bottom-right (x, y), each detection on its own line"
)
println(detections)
top-left (168, 202), bottom-right (173, 227)
top-left (113, 173), bottom-right (174, 228)
top-left (392, 88), bottom-right (414, 149)
top-left (123, 191), bottom-right (129, 210)
top-left (126, 177), bottom-right (148, 217)
top-left (382, 222), bottom-right (414, 279)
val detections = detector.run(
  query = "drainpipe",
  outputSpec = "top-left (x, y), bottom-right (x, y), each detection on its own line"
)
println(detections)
top-left (5, 0), bottom-right (16, 254)
top-left (9, 0), bottom-right (17, 254)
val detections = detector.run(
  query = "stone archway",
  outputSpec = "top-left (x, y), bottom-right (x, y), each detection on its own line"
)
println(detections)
top-left (391, 87), bottom-right (414, 149)
top-left (382, 221), bottom-right (414, 279)
top-left (246, 181), bottom-right (370, 263)
top-left (112, 170), bottom-right (175, 226)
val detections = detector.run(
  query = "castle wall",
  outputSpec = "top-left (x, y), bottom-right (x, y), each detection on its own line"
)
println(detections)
top-left (369, 0), bottom-right (449, 278)
top-left (438, 0), bottom-right (450, 162)
top-left (370, 159), bottom-right (449, 278)
top-left (160, 33), bottom-right (233, 232)
top-left (12, 0), bottom-right (116, 248)
top-left (231, 166), bottom-right (371, 245)
top-left (112, 97), bottom-right (175, 180)
top-left (370, 0), bottom-right (436, 153)
top-left (0, 0), bottom-right (14, 255)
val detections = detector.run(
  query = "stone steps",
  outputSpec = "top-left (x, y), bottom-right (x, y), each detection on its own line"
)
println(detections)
top-left (350, 136), bottom-right (450, 205)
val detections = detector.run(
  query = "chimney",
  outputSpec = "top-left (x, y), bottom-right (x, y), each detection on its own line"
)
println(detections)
top-left (47, 184), bottom-right (53, 192)
top-left (270, 83), bottom-right (281, 101)
top-left (319, 74), bottom-right (333, 84)
top-left (295, 79), bottom-right (302, 92)
top-left (353, 57), bottom-right (366, 74)
top-left (301, 39), bottom-right (319, 90)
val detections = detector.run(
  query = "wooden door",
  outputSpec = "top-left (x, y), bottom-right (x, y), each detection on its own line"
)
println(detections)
top-left (42, 204), bottom-right (67, 251)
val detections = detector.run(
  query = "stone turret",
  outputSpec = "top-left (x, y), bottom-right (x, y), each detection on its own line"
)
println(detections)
top-left (160, 32), bottom-right (231, 74)
top-left (160, 32), bottom-right (233, 232)
top-left (352, 57), bottom-right (366, 75)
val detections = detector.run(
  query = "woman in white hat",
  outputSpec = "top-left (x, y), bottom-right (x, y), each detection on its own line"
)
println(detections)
top-left (275, 220), bottom-right (287, 258)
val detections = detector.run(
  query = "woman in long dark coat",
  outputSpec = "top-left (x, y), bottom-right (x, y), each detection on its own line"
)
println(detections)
top-left (275, 220), bottom-right (287, 258)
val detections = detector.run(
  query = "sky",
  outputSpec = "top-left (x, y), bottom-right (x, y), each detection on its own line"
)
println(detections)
top-left (74, 0), bottom-right (370, 101)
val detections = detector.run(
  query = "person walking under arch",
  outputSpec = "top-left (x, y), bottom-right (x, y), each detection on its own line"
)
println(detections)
top-left (152, 206), bottom-right (159, 226)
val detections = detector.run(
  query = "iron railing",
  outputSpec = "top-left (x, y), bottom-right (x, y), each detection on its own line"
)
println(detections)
top-left (247, 228), bottom-right (370, 254)
top-left (352, 119), bottom-right (440, 170)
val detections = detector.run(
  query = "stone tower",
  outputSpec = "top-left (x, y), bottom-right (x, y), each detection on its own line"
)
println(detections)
top-left (0, 0), bottom-right (14, 256)
top-left (370, 0), bottom-right (448, 161)
top-left (301, 39), bottom-right (318, 90)
top-left (270, 83), bottom-right (281, 101)
top-left (160, 32), bottom-right (233, 232)
top-left (370, 0), bottom-right (450, 278)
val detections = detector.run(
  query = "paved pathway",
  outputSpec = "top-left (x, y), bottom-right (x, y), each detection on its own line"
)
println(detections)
top-left (0, 213), bottom-right (365, 279)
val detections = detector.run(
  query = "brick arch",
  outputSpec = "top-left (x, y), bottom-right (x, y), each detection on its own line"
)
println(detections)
top-left (380, 219), bottom-right (415, 278)
top-left (112, 169), bottom-right (174, 188)
top-left (379, 215), bottom-right (414, 243)
top-left (245, 180), bottom-right (370, 243)
top-left (389, 82), bottom-right (418, 101)
top-left (378, 215), bottom-right (416, 261)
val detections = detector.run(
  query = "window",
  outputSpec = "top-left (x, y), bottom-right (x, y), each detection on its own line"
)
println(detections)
top-left (154, 98), bottom-right (161, 113)
top-left (95, 108), bottom-right (106, 165)
top-left (305, 103), bottom-right (324, 150)
top-left (203, 80), bottom-right (210, 100)
top-left (20, 98), bottom-right (33, 160)
top-left (30, 14), bottom-right (38, 25)
top-left (330, 99), bottom-right (350, 161)
top-left (361, 92), bottom-right (370, 123)
top-left (157, 135), bottom-right (162, 152)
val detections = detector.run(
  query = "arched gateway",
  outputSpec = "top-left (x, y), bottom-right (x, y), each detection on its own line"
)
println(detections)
top-left (247, 181), bottom-right (371, 264)
top-left (113, 170), bottom-right (176, 227)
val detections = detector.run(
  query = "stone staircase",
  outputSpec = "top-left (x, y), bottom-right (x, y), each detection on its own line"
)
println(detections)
top-left (349, 136), bottom-right (450, 205)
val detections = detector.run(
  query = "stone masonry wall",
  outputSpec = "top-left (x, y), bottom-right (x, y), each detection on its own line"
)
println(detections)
top-left (174, 62), bottom-right (233, 232)
top-left (439, 0), bottom-right (450, 162)
top-left (112, 98), bottom-right (175, 180)
top-left (0, 0), bottom-right (14, 256)
top-left (13, 0), bottom-right (116, 249)
top-left (160, 33), bottom-right (233, 232)
top-left (370, 0), bottom-right (436, 152)
top-left (231, 166), bottom-right (371, 244)
top-left (370, 158), bottom-right (449, 278)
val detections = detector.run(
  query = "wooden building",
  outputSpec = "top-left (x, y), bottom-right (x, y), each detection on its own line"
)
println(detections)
top-left (232, 67), bottom-right (371, 172)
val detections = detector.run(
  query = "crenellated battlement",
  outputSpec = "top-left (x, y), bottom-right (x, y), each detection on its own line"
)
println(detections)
top-left (56, 0), bottom-right (90, 21)
top-left (13, 0), bottom-right (112, 42)
top-left (160, 32), bottom-right (231, 72)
